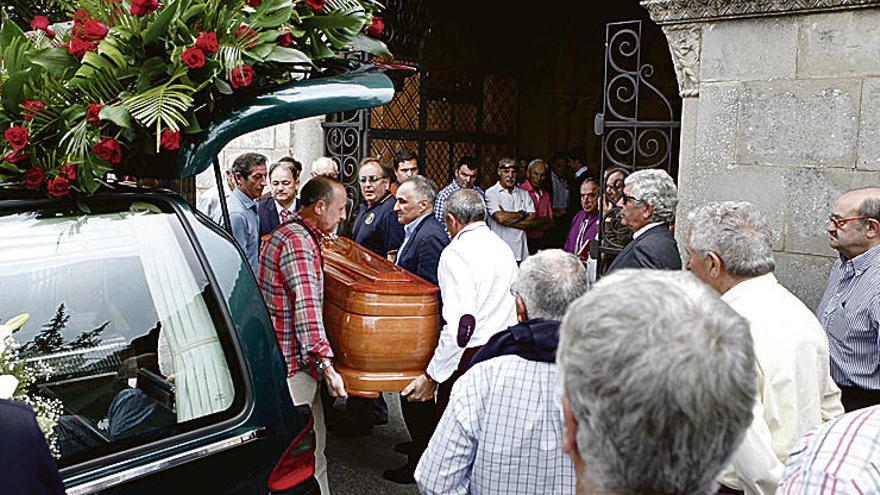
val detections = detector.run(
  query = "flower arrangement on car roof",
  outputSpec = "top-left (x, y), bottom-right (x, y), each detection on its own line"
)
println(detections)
top-left (0, 0), bottom-right (387, 197)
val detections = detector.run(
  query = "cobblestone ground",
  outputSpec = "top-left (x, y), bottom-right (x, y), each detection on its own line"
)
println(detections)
top-left (326, 392), bottom-right (421, 495)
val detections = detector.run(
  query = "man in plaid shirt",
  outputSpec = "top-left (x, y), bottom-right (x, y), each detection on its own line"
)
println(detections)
top-left (258, 175), bottom-right (349, 495)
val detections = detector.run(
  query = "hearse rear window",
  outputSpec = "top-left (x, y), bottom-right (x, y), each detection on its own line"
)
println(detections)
top-left (0, 201), bottom-right (238, 467)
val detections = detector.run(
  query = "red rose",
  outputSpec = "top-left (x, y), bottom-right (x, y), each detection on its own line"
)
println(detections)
top-left (4, 151), bottom-right (28, 163)
top-left (67, 37), bottom-right (97, 58)
top-left (229, 65), bottom-right (255, 89)
top-left (93, 138), bottom-right (122, 164)
top-left (59, 163), bottom-right (77, 180)
top-left (181, 47), bottom-right (206, 69)
top-left (306, 0), bottom-right (325, 11)
top-left (366, 15), bottom-right (384, 37)
top-left (247, 0), bottom-right (261, 6)
top-left (195, 32), bottom-right (219, 53)
top-left (130, 0), bottom-right (161, 16)
top-left (79, 19), bottom-right (108, 41)
top-left (22, 100), bottom-right (46, 121)
top-left (87, 103), bottom-right (104, 126)
top-left (31, 16), bottom-right (50, 30)
top-left (47, 176), bottom-right (70, 197)
top-left (160, 129), bottom-right (181, 150)
top-left (276, 32), bottom-right (292, 47)
top-left (235, 25), bottom-right (258, 49)
top-left (4, 126), bottom-right (29, 151)
top-left (23, 167), bottom-right (46, 190)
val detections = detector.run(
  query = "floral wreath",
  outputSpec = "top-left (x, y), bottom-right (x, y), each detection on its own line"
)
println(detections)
top-left (0, 0), bottom-right (387, 198)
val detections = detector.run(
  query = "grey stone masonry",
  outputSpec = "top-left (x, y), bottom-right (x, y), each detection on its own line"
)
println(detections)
top-left (643, 0), bottom-right (880, 309)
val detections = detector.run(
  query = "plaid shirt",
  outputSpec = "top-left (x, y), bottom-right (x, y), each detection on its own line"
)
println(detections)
top-left (258, 211), bottom-right (333, 378)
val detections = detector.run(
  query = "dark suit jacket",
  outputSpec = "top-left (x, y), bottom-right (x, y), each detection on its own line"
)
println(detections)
top-left (257, 198), bottom-right (279, 237)
top-left (0, 399), bottom-right (66, 495)
top-left (607, 223), bottom-right (681, 272)
top-left (395, 214), bottom-right (449, 285)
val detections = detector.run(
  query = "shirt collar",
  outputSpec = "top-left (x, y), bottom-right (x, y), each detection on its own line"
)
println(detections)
top-left (365, 191), bottom-right (392, 210)
top-left (633, 221), bottom-right (663, 239)
top-left (844, 243), bottom-right (880, 275)
top-left (520, 180), bottom-right (541, 194)
top-left (232, 188), bottom-right (257, 209)
top-left (721, 272), bottom-right (777, 304)
top-left (290, 210), bottom-right (323, 236)
top-left (274, 200), bottom-right (294, 215)
top-left (404, 212), bottom-right (431, 234)
top-left (453, 221), bottom-right (487, 241)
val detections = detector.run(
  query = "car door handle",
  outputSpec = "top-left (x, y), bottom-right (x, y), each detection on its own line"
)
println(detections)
top-left (66, 428), bottom-right (264, 495)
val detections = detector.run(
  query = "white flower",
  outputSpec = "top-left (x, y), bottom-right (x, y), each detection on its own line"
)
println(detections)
top-left (0, 374), bottom-right (19, 399)
top-left (0, 324), bottom-right (11, 354)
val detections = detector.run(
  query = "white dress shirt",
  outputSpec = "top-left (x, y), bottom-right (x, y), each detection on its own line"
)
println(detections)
top-left (416, 356), bottom-right (576, 495)
top-left (632, 221), bottom-right (663, 239)
top-left (426, 222), bottom-right (518, 383)
top-left (275, 200), bottom-right (294, 224)
top-left (718, 273), bottom-right (844, 495)
top-left (484, 183), bottom-right (535, 262)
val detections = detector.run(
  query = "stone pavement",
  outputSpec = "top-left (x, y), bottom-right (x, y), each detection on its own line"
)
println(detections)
top-left (326, 392), bottom-right (420, 495)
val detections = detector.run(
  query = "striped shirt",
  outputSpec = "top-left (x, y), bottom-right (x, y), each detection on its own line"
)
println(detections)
top-left (434, 180), bottom-right (485, 238)
top-left (258, 211), bottom-right (333, 379)
top-left (775, 405), bottom-right (880, 494)
top-left (415, 356), bottom-right (576, 495)
top-left (815, 244), bottom-right (880, 391)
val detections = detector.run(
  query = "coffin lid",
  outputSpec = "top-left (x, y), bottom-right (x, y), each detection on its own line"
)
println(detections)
top-left (323, 237), bottom-right (439, 296)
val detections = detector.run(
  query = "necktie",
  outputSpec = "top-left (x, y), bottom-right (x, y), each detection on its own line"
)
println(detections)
top-left (280, 209), bottom-right (290, 223)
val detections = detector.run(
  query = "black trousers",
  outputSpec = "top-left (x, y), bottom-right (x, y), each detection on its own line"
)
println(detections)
top-left (399, 396), bottom-right (437, 465)
top-left (839, 385), bottom-right (880, 412)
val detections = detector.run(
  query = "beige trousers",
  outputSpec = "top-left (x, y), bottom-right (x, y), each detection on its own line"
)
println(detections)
top-left (286, 373), bottom-right (329, 495)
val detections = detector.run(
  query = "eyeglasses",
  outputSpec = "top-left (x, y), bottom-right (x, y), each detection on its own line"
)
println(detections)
top-left (509, 286), bottom-right (519, 298)
top-left (498, 165), bottom-right (516, 171)
top-left (828, 214), bottom-right (868, 229)
top-left (620, 192), bottom-right (642, 205)
top-left (358, 175), bottom-right (386, 184)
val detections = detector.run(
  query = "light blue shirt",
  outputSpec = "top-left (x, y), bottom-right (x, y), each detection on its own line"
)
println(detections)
top-left (226, 188), bottom-right (260, 273)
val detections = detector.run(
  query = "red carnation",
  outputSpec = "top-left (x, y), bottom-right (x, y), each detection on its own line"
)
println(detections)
top-left (277, 32), bottom-right (292, 47)
top-left (4, 151), bottom-right (28, 164)
top-left (235, 25), bottom-right (258, 49)
top-left (247, 0), bottom-right (261, 6)
top-left (181, 46), bottom-right (206, 69)
top-left (160, 129), bottom-right (181, 150)
top-left (47, 176), bottom-right (70, 197)
top-left (229, 65), bottom-right (255, 89)
top-left (130, 0), bottom-right (161, 16)
top-left (93, 138), bottom-right (122, 164)
top-left (23, 167), bottom-right (46, 190)
top-left (59, 163), bottom-right (77, 180)
top-left (31, 16), bottom-right (50, 30)
top-left (87, 103), bottom-right (104, 126)
top-left (67, 37), bottom-right (97, 58)
top-left (4, 126), bottom-right (29, 151)
top-left (79, 19), bottom-right (109, 41)
top-left (22, 100), bottom-right (46, 121)
top-left (195, 32), bottom-right (219, 53)
top-left (306, 0), bottom-right (325, 11)
top-left (366, 15), bottom-right (384, 37)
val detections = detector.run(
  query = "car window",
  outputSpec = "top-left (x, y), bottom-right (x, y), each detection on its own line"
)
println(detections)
top-left (0, 200), bottom-right (238, 467)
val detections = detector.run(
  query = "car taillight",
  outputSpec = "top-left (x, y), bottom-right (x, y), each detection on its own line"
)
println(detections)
top-left (268, 415), bottom-right (316, 492)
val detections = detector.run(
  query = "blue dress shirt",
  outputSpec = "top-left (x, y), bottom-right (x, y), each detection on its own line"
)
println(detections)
top-left (225, 188), bottom-right (260, 273)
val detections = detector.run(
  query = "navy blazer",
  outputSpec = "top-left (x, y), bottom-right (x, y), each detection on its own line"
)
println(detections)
top-left (0, 399), bottom-right (65, 495)
top-left (607, 223), bottom-right (682, 272)
top-left (395, 214), bottom-right (449, 285)
top-left (257, 198), bottom-right (279, 237)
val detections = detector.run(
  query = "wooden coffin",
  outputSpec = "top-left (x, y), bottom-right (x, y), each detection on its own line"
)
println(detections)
top-left (322, 236), bottom-right (440, 398)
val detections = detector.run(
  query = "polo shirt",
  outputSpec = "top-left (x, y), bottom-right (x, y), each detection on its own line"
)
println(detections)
top-left (351, 192), bottom-right (405, 257)
top-left (485, 182), bottom-right (535, 261)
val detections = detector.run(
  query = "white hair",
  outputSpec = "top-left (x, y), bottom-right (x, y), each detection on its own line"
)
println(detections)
top-left (626, 169), bottom-right (677, 223)
top-left (558, 269), bottom-right (756, 495)
top-left (687, 201), bottom-right (775, 278)
top-left (311, 156), bottom-right (338, 175)
top-left (516, 250), bottom-right (588, 320)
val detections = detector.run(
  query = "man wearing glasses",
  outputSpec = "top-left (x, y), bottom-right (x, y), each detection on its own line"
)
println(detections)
top-left (350, 157), bottom-right (405, 259)
top-left (606, 168), bottom-right (681, 272)
top-left (816, 187), bottom-right (880, 411)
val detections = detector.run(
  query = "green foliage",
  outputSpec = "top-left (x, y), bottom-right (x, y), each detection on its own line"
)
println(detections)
top-left (125, 76), bottom-right (195, 149)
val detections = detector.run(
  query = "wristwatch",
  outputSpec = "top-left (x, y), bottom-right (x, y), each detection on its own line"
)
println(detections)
top-left (317, 360), bottom-right (332, 374)
top-left (518, 210), bottom-right (527, 221)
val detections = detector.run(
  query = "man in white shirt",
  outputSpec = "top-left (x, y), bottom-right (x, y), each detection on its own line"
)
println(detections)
top-left (684, 201), bottom-right (844, 495)
top-left (402, 189), bottom-right (518, 415)
top-left (415, 249), bottom-right (586, 495)
top-left (485, 157), bottom-right (541, 262)
top-left (197, 160), bottom-right (235, 223)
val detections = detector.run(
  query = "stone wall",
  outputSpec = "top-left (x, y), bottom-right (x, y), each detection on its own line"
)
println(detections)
top-left (644, 1), bottom-right (880, 309)
top-left (195, 116), bottom-right (326, 198)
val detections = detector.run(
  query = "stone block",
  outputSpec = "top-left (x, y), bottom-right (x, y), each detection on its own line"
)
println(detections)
top-left (274, 123), bottom-right (292, 149)
top-left (858, 78), bottom-right (880, 170)
top-left (676, 162), bottom-right (785, 250)
top-left (737, 79), bottom-right (861, 168)
top-left (227, 127), bottom-right (275, 149)
top-left (797, 10), bottom-right (880, 79)
top-left (694, 82), bottom-right (741, 166)
top-left (783, 168), bottom-right (880, 256)
top-left (701, 17), bottom-right (797, 82)
top-left (774, 251), bottom-right (835, 311)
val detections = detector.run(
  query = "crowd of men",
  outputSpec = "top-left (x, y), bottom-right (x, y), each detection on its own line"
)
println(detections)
top-left (200, 149), bottom-right (880, 495)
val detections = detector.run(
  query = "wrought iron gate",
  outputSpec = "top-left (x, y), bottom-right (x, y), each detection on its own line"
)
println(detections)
top-left (593, 20), bottom-right (681, 273)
